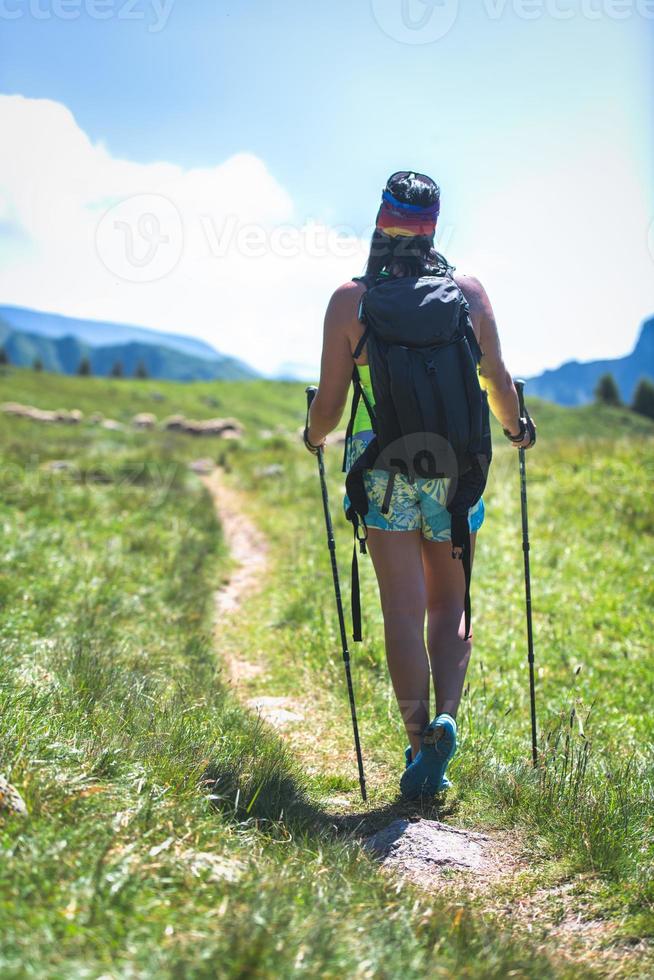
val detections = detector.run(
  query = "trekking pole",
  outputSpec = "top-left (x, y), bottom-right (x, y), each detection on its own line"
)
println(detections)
top-left (305, 386), bottom-right (367, 802)
top-left (514, 379), bottom-right (538, 767)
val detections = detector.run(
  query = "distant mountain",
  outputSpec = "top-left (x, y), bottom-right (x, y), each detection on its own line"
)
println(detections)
top-left (0, 305), bottom-right (223, 361)
top-left (0, 306), bottom-right (259, 381)
top-left (527, 317), bottom-right (654, 406)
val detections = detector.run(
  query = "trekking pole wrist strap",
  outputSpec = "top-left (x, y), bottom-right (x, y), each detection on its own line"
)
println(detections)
top-left (503, 417), bottom-right (527, 443)
top-left (503, 416), bottom-right (536, 447)
top-left (303, 425), bottom-right (322, 453)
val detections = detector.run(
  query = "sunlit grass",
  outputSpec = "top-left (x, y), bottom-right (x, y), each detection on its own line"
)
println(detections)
top-left (1, 365), bottom-right (652, 975)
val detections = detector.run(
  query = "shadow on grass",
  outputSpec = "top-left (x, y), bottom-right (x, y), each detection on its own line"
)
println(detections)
top-left (201, 712), bottom-right (460, 847)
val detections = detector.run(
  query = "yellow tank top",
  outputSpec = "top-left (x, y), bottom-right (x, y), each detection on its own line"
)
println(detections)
top-left (352, 364), bottom-right (375, 435)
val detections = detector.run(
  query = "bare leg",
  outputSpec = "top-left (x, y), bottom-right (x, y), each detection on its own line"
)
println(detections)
top-left (365, 528), bottom-right (429, 759)
top-left (421, 534), bottom-right (477, 720)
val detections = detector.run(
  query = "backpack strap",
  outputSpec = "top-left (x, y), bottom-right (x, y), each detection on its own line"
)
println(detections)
top-left (450, 513), bottom-right (472, 640)
top-left (343, 274), bottom-right (386, 640)
top-left (350, 512), bottom-right (368, 642)
top-left (341, 278), bottom-right (375, 473)
top-left (340, 359), bottom-right (377, 473)
top-left (344, 437), bottom-right (379, 641)
top-left (341, 365), bottom-right (362, 473)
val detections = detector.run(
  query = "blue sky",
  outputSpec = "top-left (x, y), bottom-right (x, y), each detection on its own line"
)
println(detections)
top-left (0, 0), bottom-right (652, 376)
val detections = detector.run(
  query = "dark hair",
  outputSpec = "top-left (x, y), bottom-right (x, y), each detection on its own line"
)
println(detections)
top-left (366, 172), bottom-right (454, 279)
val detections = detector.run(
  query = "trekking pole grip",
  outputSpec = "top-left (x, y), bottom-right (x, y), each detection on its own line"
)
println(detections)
top-left (305, 385), bottom-right (318, 409)
top-left (514, 378), bottom-right (527, 419)
top-left (304, 386), bottom-right (321, 455)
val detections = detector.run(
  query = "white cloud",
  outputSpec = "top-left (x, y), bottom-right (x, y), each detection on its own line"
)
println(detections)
top-left (1, 94), bottom-right (652, 381)
top-left (0, 94), bottom-right (368, 376)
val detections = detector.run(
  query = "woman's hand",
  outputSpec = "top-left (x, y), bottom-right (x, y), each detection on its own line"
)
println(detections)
top-left (504, 415), bottom-right (537, 450)
top-left (303, 426), bottom-right (326, 455)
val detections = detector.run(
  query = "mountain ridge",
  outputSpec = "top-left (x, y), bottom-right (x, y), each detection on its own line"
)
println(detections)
top-left (525, 317), bottom-right (653, 406)
top-left (0, 305), bottom-right (258, 381)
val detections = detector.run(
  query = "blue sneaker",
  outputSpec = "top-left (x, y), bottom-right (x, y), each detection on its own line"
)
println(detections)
top-left (404, 746), bottom-right (451, 790)
top-left (400, 714), bottom-right (457, 800)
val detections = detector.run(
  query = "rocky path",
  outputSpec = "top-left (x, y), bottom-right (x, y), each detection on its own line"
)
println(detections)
top-left (200, 466), bottom-right (518, 880)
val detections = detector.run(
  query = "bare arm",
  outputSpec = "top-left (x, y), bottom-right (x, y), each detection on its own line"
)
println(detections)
top-left (456, 274), bottom-right (534, 447)
top-left (306, 281), bottom-right (362, 448)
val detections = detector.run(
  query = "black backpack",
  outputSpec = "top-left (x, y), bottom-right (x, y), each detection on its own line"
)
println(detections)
top-left (342, 271), bottom-right (492, 642)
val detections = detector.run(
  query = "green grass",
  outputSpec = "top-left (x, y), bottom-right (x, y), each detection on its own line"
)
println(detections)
top-left (1, 365), bottom-right (653, 977)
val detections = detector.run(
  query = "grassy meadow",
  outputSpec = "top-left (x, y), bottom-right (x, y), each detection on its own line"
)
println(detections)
top-left (1, 365), bottom-right (653, 978)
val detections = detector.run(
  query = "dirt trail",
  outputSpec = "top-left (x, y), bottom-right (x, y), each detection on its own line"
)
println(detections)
top-left (201, 466), bottom-right (513, 866)
top-left (201, 467), bottom-right (303, 725)
top-left (199, 464), bottom-right (652, 973)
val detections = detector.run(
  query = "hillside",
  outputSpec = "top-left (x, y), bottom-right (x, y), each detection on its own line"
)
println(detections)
top-left (1, 367), bottom-right (653, 976)
top-left (527, 316), bottom-right (654, 406)
top-left (0, 305), bottom-right (259, 381)
top-left (0, 329), bottom-right (257, 382)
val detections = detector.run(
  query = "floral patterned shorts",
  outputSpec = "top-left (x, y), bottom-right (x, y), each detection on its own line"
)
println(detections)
top-left (342, 433), bottom-right (485, 542)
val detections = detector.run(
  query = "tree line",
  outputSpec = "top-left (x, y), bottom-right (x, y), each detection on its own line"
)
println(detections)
top-left (0, 345), bottom-right (652, 419)
top-left (0, 348), bottom-right (148, 379)
top-left (594, 372), bottom-right (654, 421)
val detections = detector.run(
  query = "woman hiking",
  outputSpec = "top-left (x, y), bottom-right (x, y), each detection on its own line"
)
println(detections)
top-left (305, 171), bottom-right (536, 799)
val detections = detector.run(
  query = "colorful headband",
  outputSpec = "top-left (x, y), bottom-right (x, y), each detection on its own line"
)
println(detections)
top-left (375, 189), bottom-right (440, 239)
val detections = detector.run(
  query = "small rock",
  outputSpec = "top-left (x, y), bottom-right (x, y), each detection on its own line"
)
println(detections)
top-left (89, 412), bottom-right (104, 424)
top-left (254, 464), bottom-right (284, 479)
top-left (180, 850), bottom-right (243, 883)
top-left (151, 391), bottom-right (165, 402)
top-left (28, 408), bottom-right (56, 423)
top-left (101, 419), bottom-right (123, 431)
top-left (1, 402), bottom-right (28, 417)
top-left (188, 458), bottom-right (215, 475)
top-left (365, 819), bottom-right (493, 877)
top-left (163, 414), bottom-right (187, 431)
top-left (247, 696), bottom-right (303, 727)
top-left (0, 776), bottom-right (28, 817)
top-left (41, 460), bottom-right (76, 473)
top-left (132, 412), bottom-right (157, 429)
top-left (54, 409), bottom-right (83, 425)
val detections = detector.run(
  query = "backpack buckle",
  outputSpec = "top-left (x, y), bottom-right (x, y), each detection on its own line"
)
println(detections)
top-left (355, 516), bottom-right (368, 553)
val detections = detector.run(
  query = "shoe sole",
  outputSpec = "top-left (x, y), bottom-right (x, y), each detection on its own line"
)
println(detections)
top-left (400, 721), bottom-right (456, 800)
top-left (404, 745), bottom-right (451, 791)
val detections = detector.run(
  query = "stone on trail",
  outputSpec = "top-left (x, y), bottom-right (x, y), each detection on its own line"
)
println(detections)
top-left (0, 775), bottom-right (28, 817)
top-left (188, 458), bottom-right (215, 475)
top-left (132, 412), bottom-right (157, 429)
top-left (365, 818), bottom-right (497, 879)
top-left (247, 695), bottom-right (303, 727)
